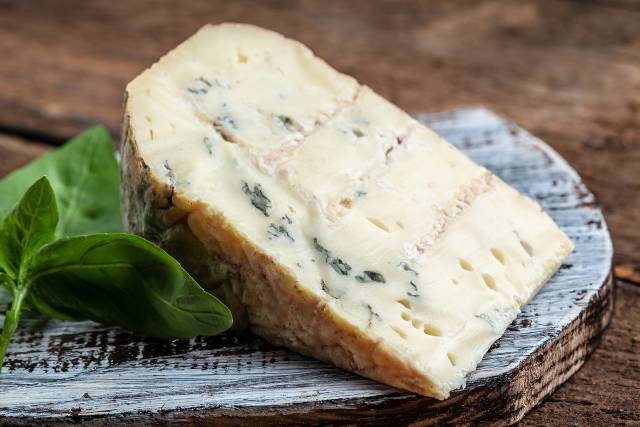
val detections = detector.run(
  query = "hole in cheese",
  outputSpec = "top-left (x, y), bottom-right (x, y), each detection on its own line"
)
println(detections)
top-left (339, 198), bottom-right (352, 208)
top-left (401, 312), bottom-right (411, 322)
top-left (447, 352), bottom-right (457, 366)
top-left (368, 217), bottom-right (390, 232)
top-left (491, 247), bottom-right (506, 265)
top-left (352, 128), bottom-right (365, 138)
top-left (520, 240), bottom-right (534, 257)
top-left (482, 273), bottom-right (497, 291)
top-left (397, 299), bottom-right (411, 309)
top-left (392, 326), bottom-right (407, 339)
top-left (411, 319), bottom-right (422, 329)
top-left (423, 325), bottom-right (442, 337)
top-left (459, 259), bottom-right (473, 271)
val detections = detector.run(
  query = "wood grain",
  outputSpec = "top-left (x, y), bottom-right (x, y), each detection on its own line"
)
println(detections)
top-left (0, 109), bottom-right (614, 425)
top-left (0, 0), bottom-right (638, 423)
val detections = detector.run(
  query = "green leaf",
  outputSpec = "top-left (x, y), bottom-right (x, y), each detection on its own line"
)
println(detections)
top-left (25, 233), bottom-right (232, 339)
top-left (0, 177), bottom-right (58, 279)
top-left (0, 177), bottom-right (58, 371)
top-left (0, 127), bottom-right (122, 237)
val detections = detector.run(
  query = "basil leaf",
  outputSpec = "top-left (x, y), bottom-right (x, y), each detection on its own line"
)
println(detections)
top-left (25, 233), bottom-right (232, 339)
top-left (0, 127), bottom-right (122, 237)
top-left (0, 177), bottom-right (58, 371)
top-left (0, 177), bottom-right (58, 280)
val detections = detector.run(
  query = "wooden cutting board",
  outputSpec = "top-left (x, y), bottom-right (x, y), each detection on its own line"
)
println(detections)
top-left (0, 108), bottom-right (613, 425)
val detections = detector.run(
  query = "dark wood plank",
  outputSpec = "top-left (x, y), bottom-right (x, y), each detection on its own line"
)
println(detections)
top-left (0, 109), bottom-right (614, 424)
top-left (0, 0), bottom-right (638, 281)
top-left (0, 134), bottom-right (49, 179)
top-left (522, 281), bottom-right (640, 426)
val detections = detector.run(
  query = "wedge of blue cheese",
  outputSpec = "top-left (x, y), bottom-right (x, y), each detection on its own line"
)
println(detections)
top-left (121, 23), bottom-right (573, 399)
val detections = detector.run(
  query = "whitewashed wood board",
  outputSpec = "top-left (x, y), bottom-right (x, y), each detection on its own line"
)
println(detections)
top-left (0, 108), bottom-right (614, 425)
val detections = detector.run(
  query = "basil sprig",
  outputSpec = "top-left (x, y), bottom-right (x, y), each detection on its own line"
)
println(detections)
top-left (0, 129), bottom-right (232, 371)
top-left (0, 177), bottom-right (58, 365)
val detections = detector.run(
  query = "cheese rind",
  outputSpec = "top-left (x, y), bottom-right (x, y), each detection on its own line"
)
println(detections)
top-left (121, 23), bottom-right (573, 399)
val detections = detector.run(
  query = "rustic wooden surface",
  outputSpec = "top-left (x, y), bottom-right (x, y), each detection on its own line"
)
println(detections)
top-left (0, 109), bottom-right (615, 424)
top-left (0, 0), bottom-right (638, 424)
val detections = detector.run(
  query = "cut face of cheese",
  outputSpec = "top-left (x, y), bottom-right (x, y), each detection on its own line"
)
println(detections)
top-left (121, 23), bottom-right (573, 399)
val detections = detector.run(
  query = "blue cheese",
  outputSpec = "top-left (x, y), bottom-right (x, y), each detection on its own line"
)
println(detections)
top-left (121, 23), bottom-right (573, 399)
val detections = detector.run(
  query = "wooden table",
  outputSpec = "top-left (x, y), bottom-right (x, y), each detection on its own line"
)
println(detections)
top-left (0, 1), bottom-right (638, 424)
